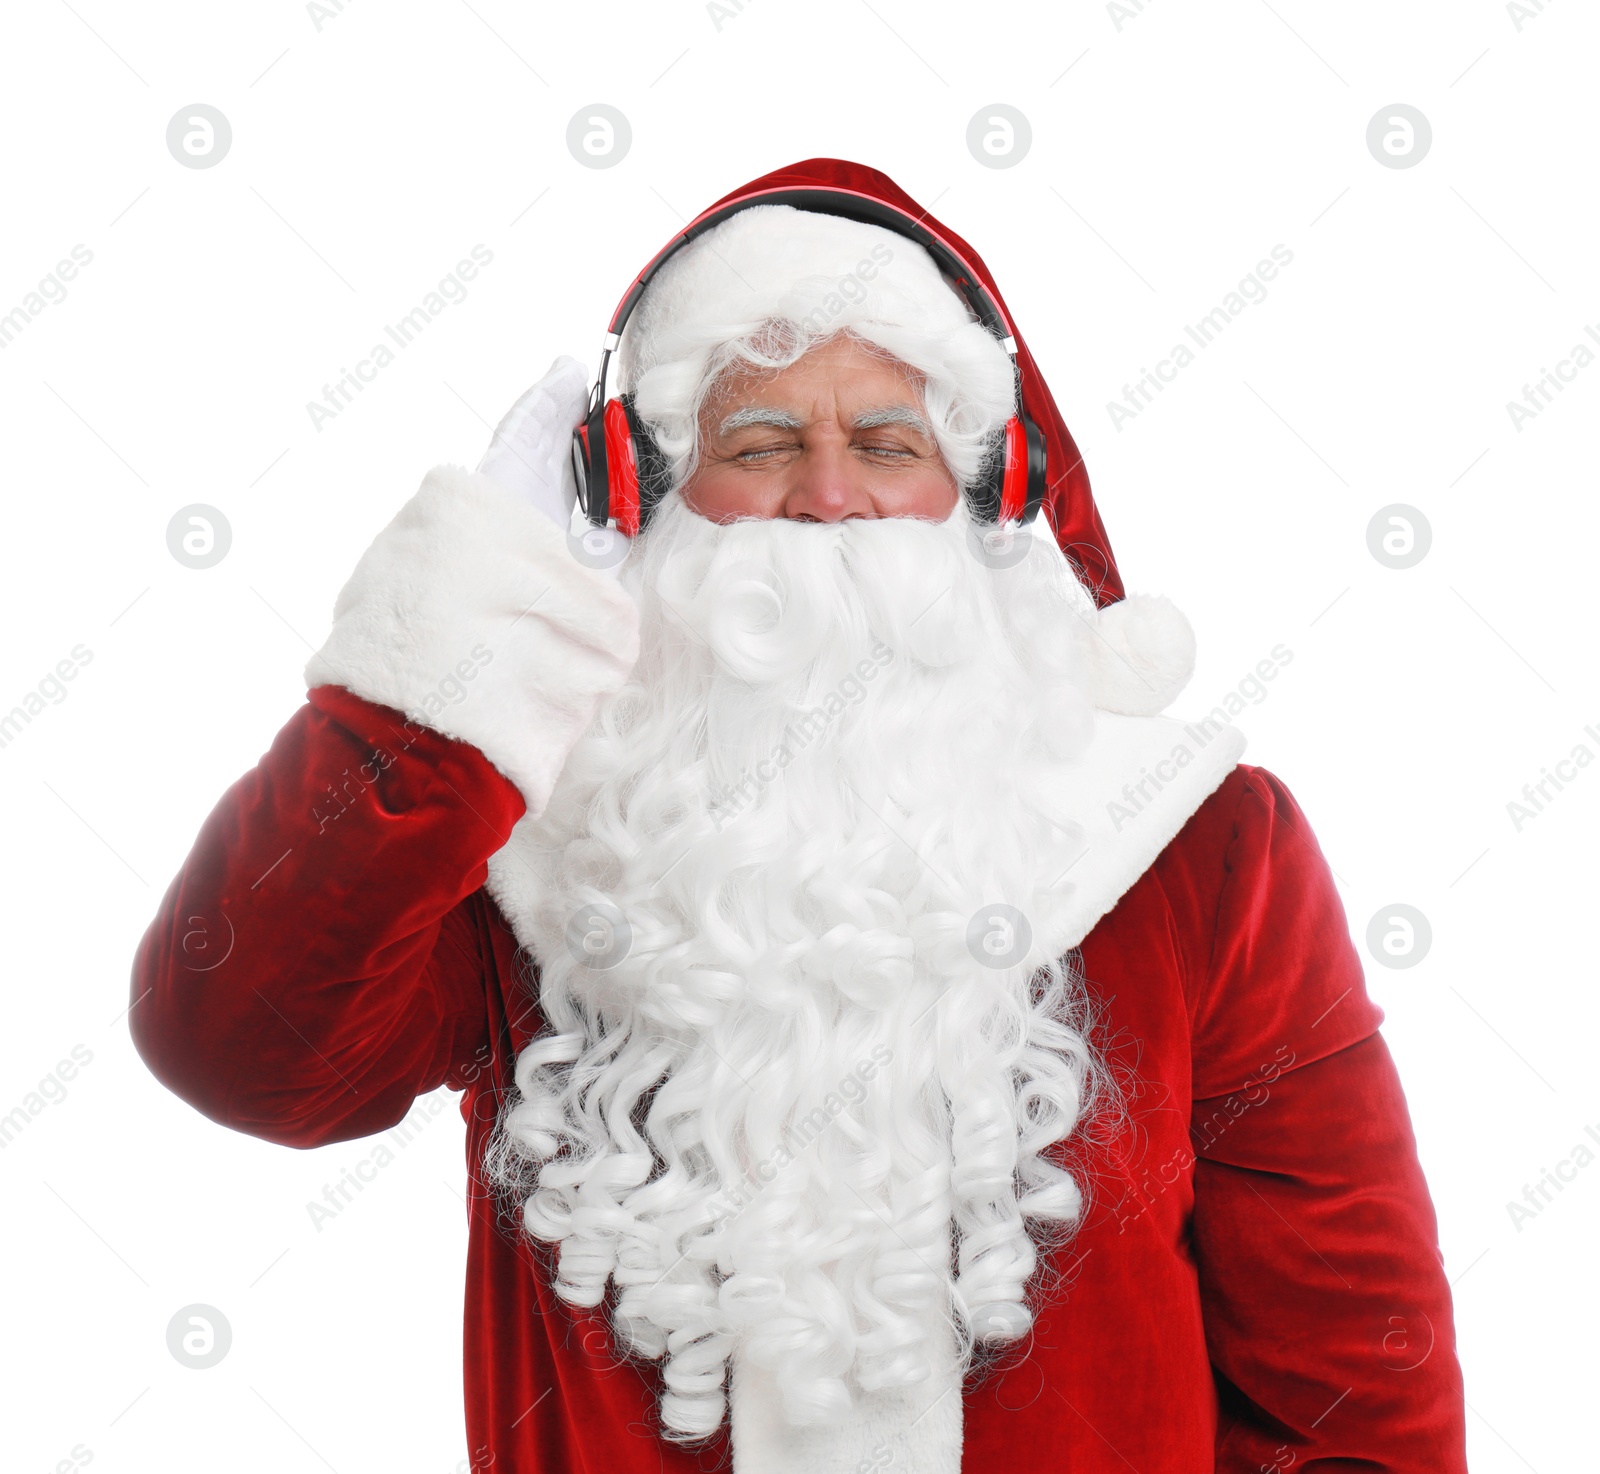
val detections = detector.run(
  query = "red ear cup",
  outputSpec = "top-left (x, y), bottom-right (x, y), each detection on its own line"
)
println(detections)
top-left (997, 416), bottom-right (1027, 523)
top-left (573, 395), bottom-right (672, 538)
top-left (982, 413), bottom-right (1048, 526)
top-left (996, 412), bottom-right (1048, 525)
top-left (602, 398), bottom-right (642, 536)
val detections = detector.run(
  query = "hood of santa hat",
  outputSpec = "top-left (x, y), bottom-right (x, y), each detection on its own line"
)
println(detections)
top-left (678, 157), bottom-right (1124, 606)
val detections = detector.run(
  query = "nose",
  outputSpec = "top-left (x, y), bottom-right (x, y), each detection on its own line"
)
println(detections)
top-left (780, 436), bottom-right (874, 522)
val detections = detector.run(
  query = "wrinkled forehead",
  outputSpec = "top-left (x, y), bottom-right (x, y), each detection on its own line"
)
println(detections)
top-left (698, 334), bottom-right (929, 423)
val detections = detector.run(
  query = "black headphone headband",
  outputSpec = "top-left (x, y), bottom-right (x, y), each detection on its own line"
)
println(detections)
top-left (593, 186), bottom-right (1021, 407)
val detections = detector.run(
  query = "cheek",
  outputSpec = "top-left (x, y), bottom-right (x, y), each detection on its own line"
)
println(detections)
top-left (679, 462), bottom-right (778, 520)
top-left (883, 463), bottom-right (960, 518)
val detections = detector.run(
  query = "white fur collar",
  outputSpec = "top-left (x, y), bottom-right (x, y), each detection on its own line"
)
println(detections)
top-left (1031, 706), bottom-right (1247, 956)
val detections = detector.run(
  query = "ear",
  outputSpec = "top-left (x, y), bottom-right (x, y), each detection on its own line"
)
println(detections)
top-left (1086, 593), bottom-right (1196, 716)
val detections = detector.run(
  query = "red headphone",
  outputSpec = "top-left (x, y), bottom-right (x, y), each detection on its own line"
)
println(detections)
top-left (571, 186), bottom-right (1048, 537)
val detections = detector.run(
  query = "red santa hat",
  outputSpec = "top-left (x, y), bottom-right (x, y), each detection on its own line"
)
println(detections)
top-left (613, 162), bottom-right (1197, 719)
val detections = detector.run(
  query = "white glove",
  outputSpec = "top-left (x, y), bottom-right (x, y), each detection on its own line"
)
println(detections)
top-left (477, 355), bottom-right (588, 526)
top-left (476, 356), bottom-right (631, 575)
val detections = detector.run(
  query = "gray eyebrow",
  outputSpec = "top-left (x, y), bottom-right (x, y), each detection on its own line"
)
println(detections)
top-left (715, 404), bottom-right (933, 437)
top-left (718, 406), bottom-right (803, 434)
top-left (852, 405), bottom-right (931, 434)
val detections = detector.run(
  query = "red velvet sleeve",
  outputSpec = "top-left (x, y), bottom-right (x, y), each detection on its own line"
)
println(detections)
top-left (130, 684), bottom-right (527, 1149)
top-left (1194, 1034), bottom-right (1468, 1472)
top-left (1186, 770), bottom-right (1467, 1471)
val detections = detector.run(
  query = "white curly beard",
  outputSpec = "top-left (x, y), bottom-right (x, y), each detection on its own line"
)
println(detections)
top-left (485, 488), bottom-right (1112, 1446)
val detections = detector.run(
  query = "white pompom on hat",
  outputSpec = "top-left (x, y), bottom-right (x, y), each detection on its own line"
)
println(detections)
top-left (1083, 593), bottom-right (1196, 715)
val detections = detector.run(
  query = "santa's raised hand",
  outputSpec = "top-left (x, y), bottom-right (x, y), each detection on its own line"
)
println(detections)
top-left (478, 355), bottom-right (629, 575)
top-left (477, 354), bottom-right (587, 524)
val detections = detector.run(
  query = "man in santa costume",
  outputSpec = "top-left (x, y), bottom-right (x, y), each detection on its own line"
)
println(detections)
top-left (131, 158), bottom-right (1468, 1472)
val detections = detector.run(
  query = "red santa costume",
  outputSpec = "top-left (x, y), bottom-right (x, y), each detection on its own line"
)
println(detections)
top-left (130, 158), bottom-right (1468, 1473)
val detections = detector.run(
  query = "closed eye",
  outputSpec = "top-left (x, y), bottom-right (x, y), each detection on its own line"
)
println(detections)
top-left (727, 438), bottom-right (924, 462)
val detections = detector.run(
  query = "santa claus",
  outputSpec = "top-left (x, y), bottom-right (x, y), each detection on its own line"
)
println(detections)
top-left (131, 158), bottom-right (1468, 1473)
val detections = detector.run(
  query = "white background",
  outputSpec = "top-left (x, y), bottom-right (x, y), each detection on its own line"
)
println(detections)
top-left (2, 1), bottom-right (1595, 1469)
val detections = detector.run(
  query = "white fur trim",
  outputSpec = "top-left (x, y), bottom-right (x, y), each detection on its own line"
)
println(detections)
top-left (1033, 709), bottom-right (1246, 960)
top-left (303, 464), bottom-right (641, 818)
top-left (729, 1302), bottom-right (963, 1474)
top-left (616, 202), bottom-right (1006, 389)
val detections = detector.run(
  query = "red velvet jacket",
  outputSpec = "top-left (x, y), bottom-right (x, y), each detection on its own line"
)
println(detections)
top-left (131, 681), bottom-right (1468, 1472)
